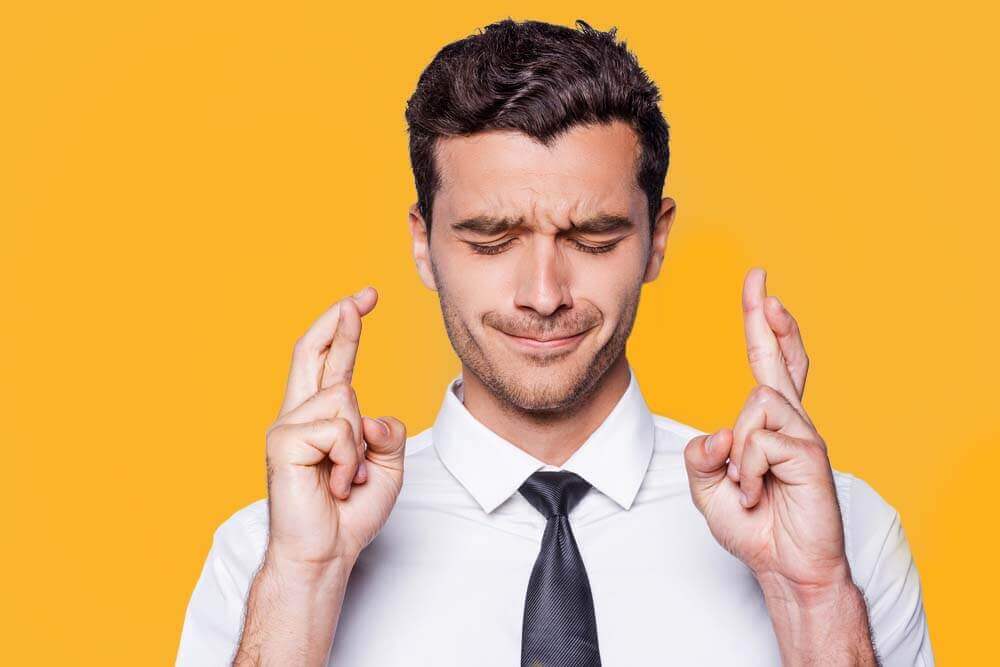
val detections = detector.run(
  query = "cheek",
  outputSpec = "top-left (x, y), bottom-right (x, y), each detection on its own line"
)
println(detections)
top-left (571, 260), bottom-right (643, 331)
top-left (569, 249), bottom-right (643, 296)
top-left (438, 246), bottom-right (516, 296)
top-left (435, 255), bottom-right (506, 321)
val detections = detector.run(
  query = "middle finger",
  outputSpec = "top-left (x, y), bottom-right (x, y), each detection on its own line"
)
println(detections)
top-left (742, 267), bottom-right (801, 410)
top-left (321, 287), bottom-right (377, 390)
top-left (764, 295), bottom-right (810, 399)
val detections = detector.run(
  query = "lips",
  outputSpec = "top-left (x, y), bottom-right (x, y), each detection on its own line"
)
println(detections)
top-left (507, 332), bottom-right (582, 342)
top-left (497, 326), bottom-right (593, 353)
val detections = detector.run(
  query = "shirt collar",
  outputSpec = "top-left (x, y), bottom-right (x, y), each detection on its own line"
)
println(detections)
top-left (432, 363), bottom-right (656, 514)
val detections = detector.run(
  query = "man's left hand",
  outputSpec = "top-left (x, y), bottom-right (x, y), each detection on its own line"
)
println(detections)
top-left (684, 266), bottom-right (853, 597)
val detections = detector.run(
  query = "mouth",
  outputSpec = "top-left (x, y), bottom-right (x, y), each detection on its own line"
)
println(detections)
top-left (497, 326), bottom-right (593, 352)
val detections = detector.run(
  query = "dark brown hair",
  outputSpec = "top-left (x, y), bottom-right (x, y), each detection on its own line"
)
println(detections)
top-left (404, 18), bottom-right (671, 235)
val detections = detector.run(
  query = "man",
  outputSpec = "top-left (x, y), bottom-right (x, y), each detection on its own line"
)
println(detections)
top-left (176, 18), bottom-right (932, 666)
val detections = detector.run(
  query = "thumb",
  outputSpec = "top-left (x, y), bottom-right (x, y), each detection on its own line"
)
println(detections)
top-left (362, 415), bottom-right (407, 469)
top-left (683, 427), bottom-right (733, 512)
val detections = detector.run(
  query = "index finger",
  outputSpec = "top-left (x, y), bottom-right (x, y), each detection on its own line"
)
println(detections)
top-left (742, 267), bottom-right (801, 409)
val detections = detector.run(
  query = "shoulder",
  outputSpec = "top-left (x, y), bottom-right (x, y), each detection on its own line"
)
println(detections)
top-left (402, 424), bottom-right (436, 461)
top-left (209, 497), bottom-right (270, 574)
top-left (832, 471), bottom-right (933, 662)
top-left (650, 412), bottom-right (706, 453)
top-left (830, 470), bottom-right (907, 590)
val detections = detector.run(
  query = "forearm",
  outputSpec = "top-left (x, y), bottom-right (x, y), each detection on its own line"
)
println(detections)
top-left (233, 551), bottom-right (356, 666)
top-left (758, 573), bottom-right (879, 666)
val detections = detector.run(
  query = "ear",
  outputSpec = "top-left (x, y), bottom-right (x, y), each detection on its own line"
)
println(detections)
top-left (408, 203), bottom-right (438, 291)
top-left (642, 197), bottom-right (677, 283)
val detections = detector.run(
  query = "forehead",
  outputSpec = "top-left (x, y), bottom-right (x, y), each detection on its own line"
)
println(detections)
top-left (433, 120), bottom-right (645, 226)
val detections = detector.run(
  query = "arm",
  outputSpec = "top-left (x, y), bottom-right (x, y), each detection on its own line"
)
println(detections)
top-left (759, 570), bottom-right (878, 666)
top-left (846, 478), bottom-right (934, 665)
top-left (233, 552), bottom-right (357, 666)
top-left (758, 471), bottom-right (936, 667)
top-left (682, 268), bottom-right (893, 664)
top-left (176, 502), bottom-right (269, 665)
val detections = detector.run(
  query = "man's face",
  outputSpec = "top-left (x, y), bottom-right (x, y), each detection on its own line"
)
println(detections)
top-left (410, 120), bottom-right (673, 414)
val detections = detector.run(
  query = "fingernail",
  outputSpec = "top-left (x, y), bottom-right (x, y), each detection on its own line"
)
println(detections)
top-left (353, 286), bottom-right (369, 299)
top-left (704, 433), bottom-right (714, 454)
top-left (727, 462), bottom-right (738, 480)
top-left (375, 418), bottom-right (390, 438)
top-left (358, 460), bottom-right (368, 479)
top-left (773, 296), bottom-right (784, 312)
top-left (740, 491), bottom-right (749, 507)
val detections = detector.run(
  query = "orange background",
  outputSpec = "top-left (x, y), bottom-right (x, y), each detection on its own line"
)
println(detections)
top-left (3, 2), bottom-right (996, 663)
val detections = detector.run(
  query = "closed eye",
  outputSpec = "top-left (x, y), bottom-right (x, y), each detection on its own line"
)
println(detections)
top-left (467, 238), bottom-right (622, 256)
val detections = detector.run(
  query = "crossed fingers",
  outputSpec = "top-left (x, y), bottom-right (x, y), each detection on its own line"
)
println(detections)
top-left (275, 286), bottom-right (379, 486)
top-left (730, 267), bottom-right (825, 505)
top-left (742, 267), bottom-right (810, 415)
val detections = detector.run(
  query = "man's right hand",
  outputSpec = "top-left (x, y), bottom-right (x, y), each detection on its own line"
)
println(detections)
top-left (264, 286), bottom-right (407, 569)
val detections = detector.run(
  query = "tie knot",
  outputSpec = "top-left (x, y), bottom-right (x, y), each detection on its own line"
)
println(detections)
top-left (518, 470), bottom-right (592, 519)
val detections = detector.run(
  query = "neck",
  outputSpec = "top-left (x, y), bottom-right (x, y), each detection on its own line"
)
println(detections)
top-left (458, 354), bottom-right (631, 467)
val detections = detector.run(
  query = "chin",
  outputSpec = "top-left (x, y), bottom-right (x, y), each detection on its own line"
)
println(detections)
top-left (488, 355), bottom-right (599, 412)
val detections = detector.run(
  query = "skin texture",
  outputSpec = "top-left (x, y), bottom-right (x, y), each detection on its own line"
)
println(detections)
top-left (234, 119), bottom-right (877, 665)
top-left (684, 269), bottom-right (878, 665)
top-left (408, 120), bottom-right (674, 466)
top-left (234, 288), bottom-right (409, 665)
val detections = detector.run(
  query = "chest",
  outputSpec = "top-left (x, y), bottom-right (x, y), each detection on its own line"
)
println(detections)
top-left (327, 500), bottom-right (782, 665)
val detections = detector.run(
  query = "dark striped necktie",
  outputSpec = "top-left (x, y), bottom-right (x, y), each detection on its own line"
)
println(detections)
top-left (518, 470), bottom-right (602, 667)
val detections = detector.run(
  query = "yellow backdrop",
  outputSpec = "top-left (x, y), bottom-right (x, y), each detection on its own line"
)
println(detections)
top-left (3, 1), bottom-right (996, 663)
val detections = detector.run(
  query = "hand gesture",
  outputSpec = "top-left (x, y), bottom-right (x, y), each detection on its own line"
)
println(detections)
top-left (683, 268), bottom-right (851, 593)
top-left (264, 286), bottom-right (407, 569)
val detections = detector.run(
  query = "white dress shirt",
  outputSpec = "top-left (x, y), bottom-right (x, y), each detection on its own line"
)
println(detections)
top-left (176, 364), bottom-right (934, 665)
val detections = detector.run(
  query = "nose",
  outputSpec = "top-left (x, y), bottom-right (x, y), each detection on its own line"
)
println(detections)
top-left (512, 236), bottom-right (573, 317)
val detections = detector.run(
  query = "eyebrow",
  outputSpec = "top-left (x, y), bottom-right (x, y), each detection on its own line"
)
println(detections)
top-left (451, 213), bottom-right (635, 236)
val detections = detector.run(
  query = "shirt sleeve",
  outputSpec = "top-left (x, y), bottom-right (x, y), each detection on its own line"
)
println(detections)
top-left (842, 473), bottom-right (935, 666)
top-left (175, 499), bottom-right (270, 666)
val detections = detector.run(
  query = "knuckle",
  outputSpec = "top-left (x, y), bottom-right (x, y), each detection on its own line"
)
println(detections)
top-left (750, 384), bottom-right (774, 404)
top-left (801, 442), bottom-right (827, 468)
top-left (330, 416), bottom-right (353, 438)
top-left (266, 422), bottom-right (289, 444)
top-left (265, 425), bottom-right (294, 461)
top-left (308, 417), bottom-right (338, 434)
top-left (325, 361), bottom-right (354, 384)
top-left (729, 431), bottom-right (743, 456)
top-left (746, 344), bottom-right (777, 365)
top-left (811, 437), bottom-right (829, 457)
top-left (322, 382), bottom-right (355, 402)
top-left (292, 335), bottom-right (315, 357)
top-left (332, 423), bottom-right (358, 459)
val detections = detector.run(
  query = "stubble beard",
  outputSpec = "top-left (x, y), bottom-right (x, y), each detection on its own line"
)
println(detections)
top-left (431, 260), bottom-right (641, 419)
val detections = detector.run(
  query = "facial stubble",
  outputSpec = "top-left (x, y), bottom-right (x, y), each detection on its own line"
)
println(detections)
top-left (430, 257), bottom-right (641, 419)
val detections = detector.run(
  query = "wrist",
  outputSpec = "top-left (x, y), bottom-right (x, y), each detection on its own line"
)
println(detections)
top-left (263, 546), bottom-right (358, 589)
top-left (757, 568), bottom-right (876, 666)
top-left (756, 563), bottom-right (856, 611)
top-left (236, 547), bottom-right (356, 665)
